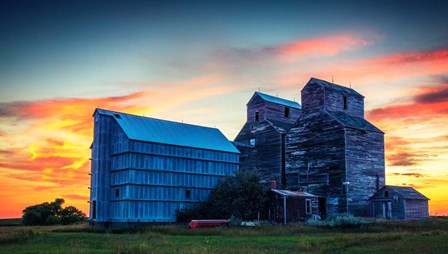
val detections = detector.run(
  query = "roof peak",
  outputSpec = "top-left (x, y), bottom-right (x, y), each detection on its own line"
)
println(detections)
top-left (308, 77), bottom-right (364, 98)
top-left (95, 108), bottom-right (218, 131)
top-left (94, 108), bottom-right (239, 154)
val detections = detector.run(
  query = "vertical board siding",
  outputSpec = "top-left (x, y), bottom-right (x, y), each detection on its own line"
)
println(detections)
top-left (90, 111), bottom-right (239, 224)
top-left (285, 80), bottom-right (385, 217)
top-left (235, 92), bottom-right (301, 186)
top-left (286, 113), bottom-right (347, 215)
top-left (345, 129), bottom-right (385, 216)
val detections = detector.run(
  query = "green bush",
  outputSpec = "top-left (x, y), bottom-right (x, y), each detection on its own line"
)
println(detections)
top-left (175, 171), bottom-right (270, 222)
top-left (305, 213), bottom-right (368, 229)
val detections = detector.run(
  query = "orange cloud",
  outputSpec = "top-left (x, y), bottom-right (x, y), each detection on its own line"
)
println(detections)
top-left (365, 79), bottom-right (448, 216)
top-left (367, 79), bottom-right (448, 123)
top-left (276, 34), bottom-right (373, 59)
top-left (0, 75), bottom-right (238, 218)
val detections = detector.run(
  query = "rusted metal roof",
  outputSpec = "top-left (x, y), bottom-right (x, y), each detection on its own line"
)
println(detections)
top-left (94, 108), bottom-right (239, 154)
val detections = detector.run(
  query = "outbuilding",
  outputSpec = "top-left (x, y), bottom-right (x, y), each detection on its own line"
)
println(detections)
top-left (369, 185), bottom-right (429, 220)
top-left (270, 189), bottom-right (323, 224)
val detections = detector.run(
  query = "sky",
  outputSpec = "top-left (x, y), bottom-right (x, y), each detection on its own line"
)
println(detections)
top-left (1, 0), bottom-right (448, 218)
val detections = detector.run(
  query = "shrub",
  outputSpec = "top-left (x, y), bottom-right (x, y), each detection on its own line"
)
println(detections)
top-left (305, 213), bottom-right (368, 229)
top-left (175, 171), bottom-right (270, 222)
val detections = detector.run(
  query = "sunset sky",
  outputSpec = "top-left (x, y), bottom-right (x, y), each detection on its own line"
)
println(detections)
top-left (1, 1), bottom-right (447, 218)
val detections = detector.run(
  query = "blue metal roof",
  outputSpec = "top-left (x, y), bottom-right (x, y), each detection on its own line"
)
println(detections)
top-left (95, 109), bottom-right (239, 154)
top-left (255, 92), bottom-right (301, 109)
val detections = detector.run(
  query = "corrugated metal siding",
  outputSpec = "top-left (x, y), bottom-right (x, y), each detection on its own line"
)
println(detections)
top-left (90, 110), bottom-right (239, 223)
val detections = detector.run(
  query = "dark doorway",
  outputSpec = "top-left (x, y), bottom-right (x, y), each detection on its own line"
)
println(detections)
top-left (318, 198), bottom-right (327, 218)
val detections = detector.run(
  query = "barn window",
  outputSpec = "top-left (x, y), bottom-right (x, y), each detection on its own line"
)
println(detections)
top-left (384, 191), bottom-right (389, 197)
top-left (305, 199), bottom-right (312, 214)
top-left (255, 111), bottom-right (260, 122)
top-left (115, 189), bottom-right (119, 197)
top-left (343, 96), bottom-right (347, 110)
top-left (185, 189), bottom-right (191, 199)
top-left (250, 138), bottom-right (256, 146)
top-left (284, 107), bottom-right (290, 118)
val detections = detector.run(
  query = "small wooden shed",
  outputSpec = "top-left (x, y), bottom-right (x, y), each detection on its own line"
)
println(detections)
top-left (270, 189), bottom-right (322, 224)
top-left (369, 185), bottom-right (429, 220)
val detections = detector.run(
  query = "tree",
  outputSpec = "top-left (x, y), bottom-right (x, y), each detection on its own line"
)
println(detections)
top-left (176, 171), bottom-right (270, 222)
top-left (21, 198), bottom-right (86, 226)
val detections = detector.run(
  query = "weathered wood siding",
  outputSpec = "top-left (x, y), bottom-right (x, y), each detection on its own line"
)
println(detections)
top-left (345, 128), bottom-right (385, 216)
top-left (286, 112), bottom-right (347, 215)
top-left (246, 94), bottom-right (301, 124)
top-left (247, 95), bottom-right (266, 122)
top-left (370, 187), bottom-right (429, 220)
top-left (301, 81), bottom-right (364, 118)
top-left (286, 79), bottom-right (385, 217)
top-left (90, 113), bottom-right (239, 223)
top-left (324, 87), bottom-right (364, 118)
top-left (404, 200), bottom-right (429, 220)
top-left (235, 93), bottom-right (301, 186)
top-left (235, 122), bottom-right (283, 184)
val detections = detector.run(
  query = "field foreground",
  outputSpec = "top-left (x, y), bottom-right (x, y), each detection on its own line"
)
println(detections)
top-left (1, 217), bottom-right (448, 253)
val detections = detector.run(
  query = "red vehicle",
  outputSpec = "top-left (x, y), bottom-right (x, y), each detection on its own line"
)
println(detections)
top-left (188, 219), bottom-right (229, 229)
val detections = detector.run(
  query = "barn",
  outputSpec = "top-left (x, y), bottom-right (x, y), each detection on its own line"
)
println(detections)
top-left (234, 77), bottom-right (389, 220)
top-left (369, 186), bottom-right (429, 220)
top-left (286, 77), bottom-right (385, 217)
top-left (89, 109), bottom-right (239, 228)
top-left (233, 92), bottom-right (301, 187)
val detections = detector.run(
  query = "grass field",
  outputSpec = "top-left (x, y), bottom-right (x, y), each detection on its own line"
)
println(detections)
top-left (1, 217), bottom-right (447, 253)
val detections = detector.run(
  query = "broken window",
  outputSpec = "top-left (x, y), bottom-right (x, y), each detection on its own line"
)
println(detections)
top-left (305, 199), bottom-right (312, 214)
top-left (343, 96), bottom-right (347, 110)
top-left (185, 189), bottom-right (191, 199)
top-left (255, 111), bottom-right (260, 122)
top-left (384, 191), bottom-right (389, 197)
top-left (115, 189), bottom-right (119, 197)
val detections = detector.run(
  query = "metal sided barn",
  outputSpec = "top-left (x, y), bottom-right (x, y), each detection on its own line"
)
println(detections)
top-left (89, 109), bottom-right (239, 228)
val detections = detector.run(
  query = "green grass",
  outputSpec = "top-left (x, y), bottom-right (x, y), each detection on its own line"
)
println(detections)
top-left (0, 218), bottom-right (21, 226)
top-left (1, 218), bottom-right (448, 253)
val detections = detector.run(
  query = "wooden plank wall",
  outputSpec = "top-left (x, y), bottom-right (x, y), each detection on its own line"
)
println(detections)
top-left (235, 122), bottom-right (283, 185)
top-left (345, 128), bottom-right (385, 216)
top-left (286, 112), bottom-right (347, 215)
top-left (235, 93), bottom-right (301, 187)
